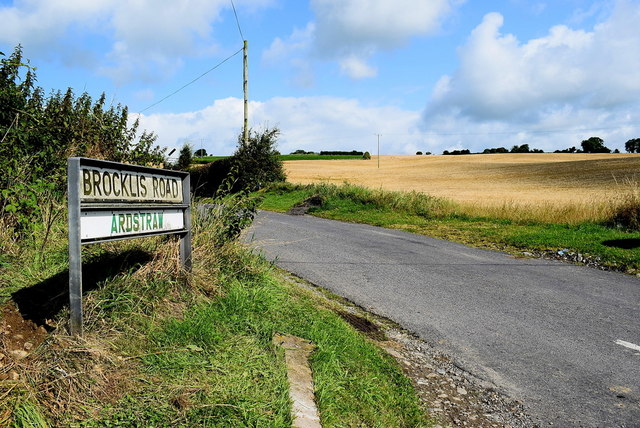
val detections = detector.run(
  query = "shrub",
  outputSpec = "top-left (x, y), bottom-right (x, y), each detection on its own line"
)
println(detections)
top-left (232, 127), bottom-right (286, 191)
top-left (190, 127), bottom-right (285, 196)
top-left (362, 151), bottom-right (371, 160)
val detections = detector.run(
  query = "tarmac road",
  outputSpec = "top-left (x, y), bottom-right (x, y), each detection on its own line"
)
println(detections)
top-left (245, 210), bottom-right (640, 427)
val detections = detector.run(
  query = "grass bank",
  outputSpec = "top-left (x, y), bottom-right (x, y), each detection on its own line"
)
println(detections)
top-left (259, 182), bottom-right (640, 274)
top-left (0, 195), bottom-right (430, 427)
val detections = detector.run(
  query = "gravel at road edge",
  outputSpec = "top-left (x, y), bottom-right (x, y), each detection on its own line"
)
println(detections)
top-left (284, 273), bottom-right (541, 428)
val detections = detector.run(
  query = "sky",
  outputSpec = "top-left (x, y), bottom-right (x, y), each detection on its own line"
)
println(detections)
top-left (1, 0), bottom-right (639, 156)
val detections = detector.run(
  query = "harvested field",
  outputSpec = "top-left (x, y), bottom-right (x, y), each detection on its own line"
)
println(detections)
top-left (284, 153), bottom-right (640, 223)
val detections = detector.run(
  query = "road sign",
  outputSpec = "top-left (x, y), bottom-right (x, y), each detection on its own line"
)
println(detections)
top-left (67, 157), bottom-right (192, 336)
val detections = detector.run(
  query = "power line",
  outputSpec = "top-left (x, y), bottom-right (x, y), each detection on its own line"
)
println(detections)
top-left (138, 47), bottom-right (243, 114)
top-left (230, 0), bottom-right (244, 41)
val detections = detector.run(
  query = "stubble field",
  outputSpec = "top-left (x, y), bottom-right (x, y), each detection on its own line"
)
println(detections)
top-left (283, 153), bottom-right (640, 223)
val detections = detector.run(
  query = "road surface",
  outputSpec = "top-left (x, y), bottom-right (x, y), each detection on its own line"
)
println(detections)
top-left (245, 211), bottom-right (640, 427)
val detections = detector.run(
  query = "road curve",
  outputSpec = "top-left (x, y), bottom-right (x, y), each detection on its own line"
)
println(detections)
top-left (245, 211), bottom-right (640, 427)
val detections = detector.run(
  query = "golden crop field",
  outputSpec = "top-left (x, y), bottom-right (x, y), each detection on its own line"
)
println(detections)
top-left (284, 153), bottom-right (640, 223)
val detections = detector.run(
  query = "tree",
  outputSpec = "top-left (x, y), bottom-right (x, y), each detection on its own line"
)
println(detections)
top-left (483, 147), bottom-right (508, 154)
top-left (416, 151), bottom-right (422, 155)
top-left (176, 143), bottom-right (193, 170)
top-left (580, 137), bottom-right (610, 153)
top-left (443, 149), bottom-right (470, 155)
top-left (625, 138), bottom-right (640, 153)
top-left (510, 144), bottom-right (530, 153)
top-left (362, 151), bottom-right (371, 160)
top-left (194, 148), bottom-right (207, 157)
top-left (232, 127), bottom-right (286, 191)
top-left (555, 146), bottom-right (578, 153)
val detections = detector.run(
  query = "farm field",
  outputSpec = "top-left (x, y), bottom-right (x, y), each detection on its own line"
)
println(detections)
top-left (283, 153), bottom-right (640, 223)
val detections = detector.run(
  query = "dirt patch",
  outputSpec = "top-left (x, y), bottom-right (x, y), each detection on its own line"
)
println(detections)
top-left (338, 311), bottom-right (386, 341)
top-left (0, 301), bottom-right (49, 371)
top-left (288, 195), bottom-right (324, 216)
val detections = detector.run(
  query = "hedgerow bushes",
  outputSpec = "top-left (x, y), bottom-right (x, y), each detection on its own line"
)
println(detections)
top-left (0, 45), bottom-right (164, 236)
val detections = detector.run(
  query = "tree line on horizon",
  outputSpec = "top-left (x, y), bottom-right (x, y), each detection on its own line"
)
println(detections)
top-left (436, 136), bottom-right (640, 155)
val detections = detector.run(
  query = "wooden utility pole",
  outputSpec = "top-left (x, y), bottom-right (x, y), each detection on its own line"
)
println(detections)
top-left (376, 134), bottom-right (381, 168)
top-left (243, 40), bottom-right (249, 145)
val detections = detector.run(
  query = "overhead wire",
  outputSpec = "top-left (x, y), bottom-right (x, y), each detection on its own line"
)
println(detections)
top-left (137, 2), bottom-right (245, 115)
top-left (138, 47), bottom-right (243, 114)
top-left (230, 0), bottom-right (245, 41)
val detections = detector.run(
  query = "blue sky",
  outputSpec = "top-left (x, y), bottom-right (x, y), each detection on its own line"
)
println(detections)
top-left (1, 0), bottom-right (639, 156)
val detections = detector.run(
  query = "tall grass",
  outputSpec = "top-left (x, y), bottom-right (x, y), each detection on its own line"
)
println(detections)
top-left (1, 188), bottom-right (430, 427)
top-left (267, 181), bottom-right (456, 218)
top-left (609, 178), bottom-right (640, 230)
top-left (453, 198), bottom-right (618, 225)
top-left (265, 181), bottom-right (640, 226)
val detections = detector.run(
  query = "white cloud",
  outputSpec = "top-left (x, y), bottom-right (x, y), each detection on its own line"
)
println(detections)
top-left (0, 0), bottom-right (110, 52)
top-left (137, 96), bottom-right (424, 156)
top-left (265, 0), bottom-right (458, 81)
top-left (262, 22), bottom-right (316, 86)
top-left (311, 0), bottom-right (453, 53)
top-left (339, 55), bottom-right (377, 79)
top-left (422, 0), bottom-right (640, 152)
top-left (0, 0), bottom-right (274, 84)
top-left (426, 1), bottom-right (640, 120)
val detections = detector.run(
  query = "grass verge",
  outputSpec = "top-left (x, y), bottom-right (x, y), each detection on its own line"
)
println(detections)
top-left (258, 182), bottom-right (640, 274)
top-left (0, 196), bottom-right (431, 427)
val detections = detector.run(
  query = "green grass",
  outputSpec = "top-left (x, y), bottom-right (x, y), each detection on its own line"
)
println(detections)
top-left (259, 182), bottom-right (640, 273)
top-left (193, 155), bottom-right (228, 164)
top-left (12, 400), bottom-right (48, 428)
top-left (135, 258), bottom-right (428, 427)
top-left (278, 154), bottom-right (364, 161)
top-left (1, 196), bottom-right (431, 427)
top-left (193, 154), bottom-right (364, 164)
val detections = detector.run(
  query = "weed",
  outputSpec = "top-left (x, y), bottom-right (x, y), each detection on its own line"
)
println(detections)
top-left (12, 399), bottom-right (48, 428)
